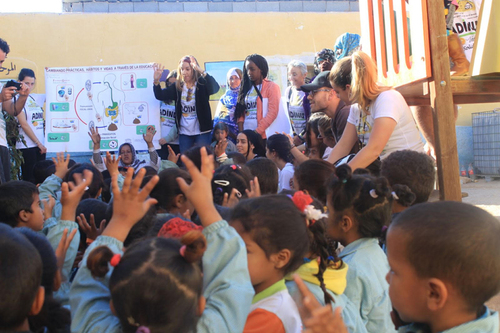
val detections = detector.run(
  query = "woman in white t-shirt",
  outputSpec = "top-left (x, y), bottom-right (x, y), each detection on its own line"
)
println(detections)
top-left (326, 51), bottom-right (424, 170)
top-left (285, 60), bottom-right (310, 145)
top-left (266, 133), bottom-right (294, 192)
top-left (16, 68), bottom-right (47, 182)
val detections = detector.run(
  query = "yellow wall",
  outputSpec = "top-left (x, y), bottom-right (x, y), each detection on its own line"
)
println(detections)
top-left (0, 12), bottom-right (361, 92)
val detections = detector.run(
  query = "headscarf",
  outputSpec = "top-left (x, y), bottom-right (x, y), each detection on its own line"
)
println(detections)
top-left (118, 143), bottom-right (147, 171)
top-left (235, 54), bottom-right (269, 120)
top-left (220, 67), bottom-right (242, 120)
top-left (313, 49), bottom-right (336, 75)
top-left (334, 33), bottom-right (361, 60)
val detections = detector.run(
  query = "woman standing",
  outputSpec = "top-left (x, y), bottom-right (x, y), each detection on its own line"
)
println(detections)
top-left (285, 60), bottom-right (310, 146)
top-left (213, 68), bottom-right (242, 143)
top-left (16, 68), bottom-right (47, 183)
top-left (153, 56), bottom-right (219, 153)
top-left (327, 51), bottom-right (424, 169)
top-left (235, 54), bottom-right (281, 140)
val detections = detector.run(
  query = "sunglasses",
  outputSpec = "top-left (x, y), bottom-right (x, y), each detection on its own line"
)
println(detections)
top-left (309, 89), bottom-right (331, 97)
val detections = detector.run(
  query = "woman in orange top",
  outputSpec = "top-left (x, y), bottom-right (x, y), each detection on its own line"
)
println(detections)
top-left (235, 54), bottom-right (281, 140)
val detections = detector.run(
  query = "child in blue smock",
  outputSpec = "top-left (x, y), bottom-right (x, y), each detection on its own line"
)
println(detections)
top-left (69, 148), bottom-right (254, 333)
top-left (326, 165), bottom-right (396, 332)
top-left (284, 193), bottom-right (367, 333)
top-left (387, 201), bottom-right (500, 333)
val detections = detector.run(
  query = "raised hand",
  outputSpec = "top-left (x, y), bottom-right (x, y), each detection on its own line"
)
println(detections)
top-left (77, 213), bottom-right (106, 241)
top-left (293, 275), bottom-right (348, 333)
top-left (214, 139), bottom-right (228, 157)
top-left (104, 151), bottom-right (121, 177)
top-left (176, 147), bottom-right (221, 227)
top-left (52, 152), bottom-right (71, 179)
top-left (222, 188), bottom-right (240, 208)
top-left (60, 169), bottom-right (93, 222)
top-left (153, 63), bottom-right (165, 84)
top-left (102, 168), bottom-right (159, 242)
top-left (88, 126), bottom-right (101, 148)
top-left (55, 228), bottom-right (78, 276)
top-left (143, 126), bottom-right (156, 146)
top-left (246, 176), bottom-right (261, 198)
top-left (42, 196), bottom-right (56, 221)
top-left (167, 145), bottom-right (180, 164)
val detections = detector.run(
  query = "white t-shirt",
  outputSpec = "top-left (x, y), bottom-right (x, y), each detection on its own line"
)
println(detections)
top-left (179, 83), bottom-right (200, 136)
top-left (244, 85), bottom-right (260, 131)
top-left (160, 101), bottom-right (179, 144)
top-left (17, 94), bottom-right (45, 149)
top-left (287, 87), bottom-right (307, 136)
top-left (278, 162), bottom-right (295, 192)
top-left (0, 102), bottom-right (5, 148)
top-left (347, 89), bottom-right (424, 159)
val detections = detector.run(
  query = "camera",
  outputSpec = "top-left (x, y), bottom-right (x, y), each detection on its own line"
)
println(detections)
top-left (4, 80), bottom-right (22, 90)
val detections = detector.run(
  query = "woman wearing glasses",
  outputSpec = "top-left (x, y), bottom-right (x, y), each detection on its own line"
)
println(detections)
top-left (153, 56), bottom-right (219, 153)
top-left (327, 51), bottom-right (424, 170)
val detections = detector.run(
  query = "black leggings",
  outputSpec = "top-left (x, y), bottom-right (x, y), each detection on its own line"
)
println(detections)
top-left (21, 147), bottom-right (46, 183)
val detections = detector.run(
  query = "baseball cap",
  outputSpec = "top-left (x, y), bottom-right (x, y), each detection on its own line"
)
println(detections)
top-left (300, 71), bottom-right (332, 92)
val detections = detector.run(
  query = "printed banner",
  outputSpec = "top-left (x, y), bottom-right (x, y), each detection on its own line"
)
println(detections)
top-left (44, 63), bottom-right (160, 152)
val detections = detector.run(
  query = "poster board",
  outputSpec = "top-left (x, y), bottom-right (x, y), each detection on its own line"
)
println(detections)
top-left (44, 63), bottom-right (160, 152)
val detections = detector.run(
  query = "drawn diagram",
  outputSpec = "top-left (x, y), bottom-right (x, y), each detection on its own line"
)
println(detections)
top-left (45, 63), bottom-right (160, 152)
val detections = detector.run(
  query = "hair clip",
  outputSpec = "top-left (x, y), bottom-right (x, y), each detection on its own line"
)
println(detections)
top-left (342, 179), bottom-right (347, 184)
top-left (110, 254), bottom-right (121, 267)
top-left (327, 256), bottom-right (335, 261)
top-left (136, 327), bottom-right (150, 333)
top-left (391, 191), bottom-right (399, 200)
top-left (303, 257), bottom-right (312, 263)
top-left (369, 189), bottom-right (378, 198)
top-left (179, 245), bottom-right (187, 258)
top-left (234, 189), bottom-right (242, 198)
top-left (292, 191), bottom-right (313, 213)
top-left (230, 165), bottom-right (237, 170)
top-left (213, 180), bottom-right (230, 186)
top-left (127, 316), bottom-right (139, 326)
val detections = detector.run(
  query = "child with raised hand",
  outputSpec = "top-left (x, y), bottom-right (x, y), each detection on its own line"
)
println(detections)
top-left (285, 192), bottom-right (367, 333)
top-left (387, 201), bottom-right (500, 333)
top-left (70, 148), bottom-right (254, 333)
top-left (229, 193), bottom-right (309, 333)
top-left (327, 164), bottom-right (395, 332)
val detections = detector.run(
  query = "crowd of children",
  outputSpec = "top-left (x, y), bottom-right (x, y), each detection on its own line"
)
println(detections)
top-left (1, 143), bottom-right (499, 333)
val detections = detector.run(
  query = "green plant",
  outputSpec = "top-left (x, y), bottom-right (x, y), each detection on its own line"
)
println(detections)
top-left (4, 111), bottom-right (26, 180)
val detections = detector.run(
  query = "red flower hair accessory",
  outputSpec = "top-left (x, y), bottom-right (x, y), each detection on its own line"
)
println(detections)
top-left (292, 191), bottom-right (313, 212)
top-left (158, 217), bottom-right (203, 240)
top-left (110, 254), bottom-right (121, 267)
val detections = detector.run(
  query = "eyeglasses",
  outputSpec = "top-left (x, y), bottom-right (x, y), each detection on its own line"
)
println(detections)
top-left (309, 89), bottom-right (331, 97)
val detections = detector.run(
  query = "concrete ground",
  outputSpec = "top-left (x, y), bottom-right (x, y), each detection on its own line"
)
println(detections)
top-left (460, 178), bottom-right (500, 316)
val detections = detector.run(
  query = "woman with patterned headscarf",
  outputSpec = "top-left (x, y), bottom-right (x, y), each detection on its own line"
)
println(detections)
top-left (334, 33), bottom-right (361, 60)
top-left (313, 48), bottom-right (336, 75)
top-left (212, 67), bottom-right (242, 143)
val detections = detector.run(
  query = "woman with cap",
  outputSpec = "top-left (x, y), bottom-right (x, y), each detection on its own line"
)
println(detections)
top-left (153, 56), bottom-right (220, 153)
top-left (235, 54), bottom-right (281, 140)
top-left (212, 67), bottom-right (242, 143)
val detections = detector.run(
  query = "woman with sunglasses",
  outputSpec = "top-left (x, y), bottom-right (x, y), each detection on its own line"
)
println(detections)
top-left (153, 56), bottom-right (219, 153)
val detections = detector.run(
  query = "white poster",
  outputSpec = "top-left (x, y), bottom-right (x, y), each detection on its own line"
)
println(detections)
top-left (452, 0), bottom-right (483, 61)
top-left (44, 63), bottom-right (160, 152)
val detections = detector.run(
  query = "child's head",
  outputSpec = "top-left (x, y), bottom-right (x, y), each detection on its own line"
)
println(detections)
top-left (0, 224), bottom-right (44, 330)
top-left (183, 145), bottom-right (214, 170)
top-left (63, 163), bottom-right (104, 200)
top-left (293, 159), bottom-right (335, 205)
top-left (386, 202), bottom-right (500, 327)
top-left (213, 122), bottom-right (229, 142)
top-left (88, 231), bottom-right (207, 333)
top-left (230, 195), bottom-right (309, 292)
top-left (226, 152), bottom-right (247, 166)
top-left (246, 157), bottom-right (279, 195)
top-left (17, 227), bottom-right (71, 333)
top-left (212, 164), bottom-right (252, 206)
top-left (380, 150), bottom-right (435, 204)
top-left (327, 165), bottom-right (392, 245)
top-left (33, 159), bottom-right (55, 185)
top-left (266, 134), bottom-right (292, 164)
top-left (150, 168), bottom-right (193, 215)
top-left (0, 181), bottom-right (44, 230)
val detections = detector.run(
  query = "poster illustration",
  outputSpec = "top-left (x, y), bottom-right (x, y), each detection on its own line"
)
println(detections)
top-left (44, 63), bottom-right (160, 152)
top-left (205, 61), bottom-right (244, 101)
